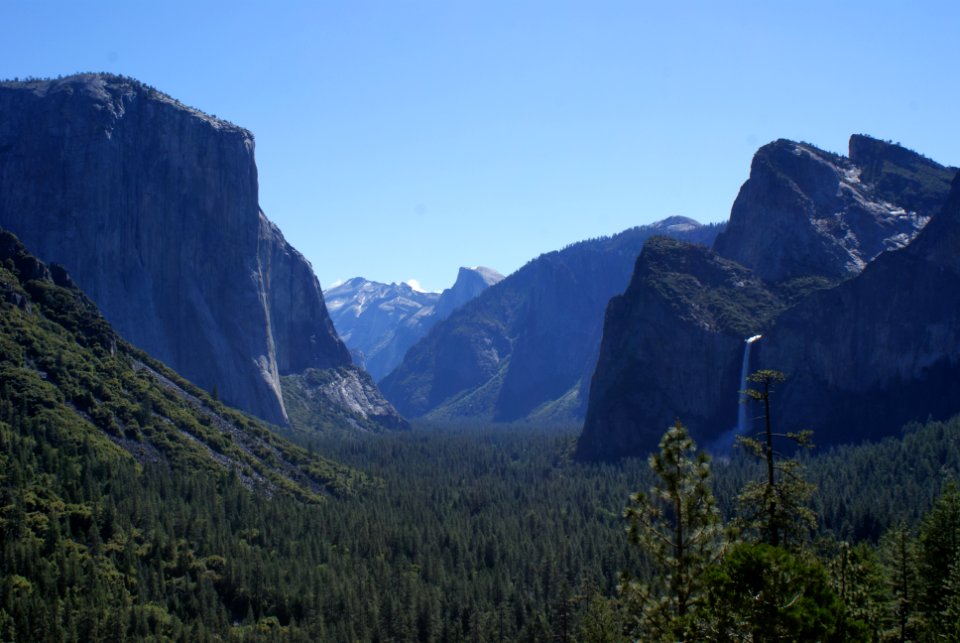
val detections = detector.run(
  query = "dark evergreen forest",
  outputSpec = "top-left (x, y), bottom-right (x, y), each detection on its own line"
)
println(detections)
top-left (2, 230), bottom-right (959, 640)
top-left (3, 404), bottom-right (960, 640)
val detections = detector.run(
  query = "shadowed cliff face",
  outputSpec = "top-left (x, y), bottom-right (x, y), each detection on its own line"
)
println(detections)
top-left (575, 238), bottom-right (801, 460)
top-left (759, 173), bottom-right (960, 445)
top-left (0, 74), bottom-right (354, 425)
top-left (577, 137), bottom-right (958, 461)
top-left (380, 218), bottom-right (724, 424)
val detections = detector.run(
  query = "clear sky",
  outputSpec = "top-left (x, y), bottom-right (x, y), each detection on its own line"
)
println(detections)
top-left (3, 1), bottom-right (958, 292)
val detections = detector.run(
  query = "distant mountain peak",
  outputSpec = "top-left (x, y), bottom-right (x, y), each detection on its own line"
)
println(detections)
top-left (650, 215), bottom-right (704, 233)
top-left (324, 266), bottom-right (502, 381)
top-left (461, 266), bottom-right (504, 286)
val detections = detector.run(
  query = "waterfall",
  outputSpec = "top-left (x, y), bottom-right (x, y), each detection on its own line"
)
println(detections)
top-left (737, 335), bottom-right (763, 437)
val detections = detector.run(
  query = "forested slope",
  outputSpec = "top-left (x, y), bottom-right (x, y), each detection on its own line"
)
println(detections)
top-left (2, 227), bottom-right (959, 640)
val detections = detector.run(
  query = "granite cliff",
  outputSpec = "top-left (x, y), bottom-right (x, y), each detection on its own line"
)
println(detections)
top-left (576, 238), bottom-right (832, 460)
top-left (578, 136), bottom-right (956, 460)
top-left (756, 171), bottom-right (960, 445)
top-left (325, 266), bottom-right (503, 381)
top-left (713, 137), bottom-right (952, 281)
top-left (380, 218), bottom-right (723, 424)
top-left (0, 73), bottom-right (403, 430)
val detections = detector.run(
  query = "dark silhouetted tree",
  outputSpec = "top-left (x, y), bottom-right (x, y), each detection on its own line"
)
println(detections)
top-left (736, 370), bottom-right (815, 548)
top-left (621, 420), bottom-right (726, 640)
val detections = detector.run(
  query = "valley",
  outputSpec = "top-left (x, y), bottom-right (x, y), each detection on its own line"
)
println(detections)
top-left (1, 70), bottom-right (959, 641)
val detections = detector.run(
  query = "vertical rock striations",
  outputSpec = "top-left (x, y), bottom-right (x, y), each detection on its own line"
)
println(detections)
top-left (0, 73), bottom-right (391, 428)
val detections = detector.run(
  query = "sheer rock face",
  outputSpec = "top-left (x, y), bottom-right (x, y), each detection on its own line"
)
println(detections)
top-left (576, 238), bottom-right (780, 460)
top-left (433, 267), bottom-right (504, 320)
top-left (0, 73), bottom-right (352, 425)
top-left (713, 137), bottom-right (952, 282)
top-left (325, 267), bottom-right (503, 382)
top-left (577, 137), bottom-right (957, 461)
top-left (759, 172), bottom-right (960, 445)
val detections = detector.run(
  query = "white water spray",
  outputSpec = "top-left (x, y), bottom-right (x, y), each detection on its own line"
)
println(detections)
top-left (737, 335), bottom-right (763, 436)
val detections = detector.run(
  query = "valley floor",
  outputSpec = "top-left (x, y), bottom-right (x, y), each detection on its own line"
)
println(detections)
top-left (3, 412), bottom-right (960, 641)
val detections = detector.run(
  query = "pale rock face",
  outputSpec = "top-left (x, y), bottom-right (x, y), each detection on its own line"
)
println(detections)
top-left (713, 138), bottom-right (947, 282)
top-left (0, 73), bottom-right (356, 425)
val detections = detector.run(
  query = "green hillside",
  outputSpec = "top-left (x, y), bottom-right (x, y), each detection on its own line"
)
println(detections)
top-left (0, 230), bottom-right (371, 639)
top-left (2, 226), bottom-right (959, 641)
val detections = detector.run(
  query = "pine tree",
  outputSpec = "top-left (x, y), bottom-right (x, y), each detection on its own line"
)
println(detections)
top-left (827, 541), bottom-right (879, 641)
top-left (916, 481), bottom-right (960, 635)
top-left (621, 420), bottom-right (726, 640)
top-left (702, 542), bottom-right (848, 641)
top-left (878, 522), bottom-right (920, 641)
top-left (736, 369), bottom-right (816, 548)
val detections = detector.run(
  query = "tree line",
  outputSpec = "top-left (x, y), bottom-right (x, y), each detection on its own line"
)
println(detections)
top-left (2, 371), bottom-right (960, 640)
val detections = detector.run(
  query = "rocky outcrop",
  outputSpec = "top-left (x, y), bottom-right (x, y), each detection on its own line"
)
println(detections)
top-left (575, 237), bottom-right (816, 460)
top-left (282, 367), bottom-right (411, 433)
top-left (380, 218), bottom-right (724, 424)
top-left (577, 136), bottom-right (958, 460)
top-left (325, 266), bottom-right (503, 381)
top-left (433, 267), bottom-right (504, 319)
top-left (713, 137), bottom-right (953, 282)
top-left (756, 172), bottom-right (960, 445)
top-left (0, 73), bottom-right (376, 427)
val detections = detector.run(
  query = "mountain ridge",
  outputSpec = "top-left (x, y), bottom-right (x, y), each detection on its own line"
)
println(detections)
top-left (380, 218), bottom-right (724, 423)
top-left (325, 266), bottom-right (503, 380)
top-left (0, 227), bottom-right (365, 499)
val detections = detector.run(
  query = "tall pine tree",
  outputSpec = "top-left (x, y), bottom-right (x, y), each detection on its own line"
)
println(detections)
top-left (736, 370), bottom-right (816, 548)
top-left (621, 420), bottom-right (726, 640)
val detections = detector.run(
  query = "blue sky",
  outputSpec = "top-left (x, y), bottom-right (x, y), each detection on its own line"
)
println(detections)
top-left (3, 1), bottom-right (958, 292)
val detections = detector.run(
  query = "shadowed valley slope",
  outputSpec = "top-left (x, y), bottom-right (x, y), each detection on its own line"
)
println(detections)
top-left (380, 218), bottom-right (723, 424)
